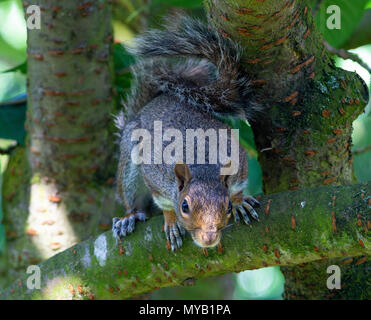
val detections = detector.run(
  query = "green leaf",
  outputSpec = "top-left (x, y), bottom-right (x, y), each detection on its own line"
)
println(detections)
top-left (115, 74), bottom-right (132, 91)
top-left (113, 43), bottom-right (135, 99)
top-left (0, 103), bottom-right (27, 145)
top-left (113, 43), bottom-right (135, 112)
top-left (2, 60), bottom-right (27, 74)
top-left (0, 70), bottom-right (27, 145)
top-left (352, 116), bottom-right (371, 182)
top-left (313, 0), bottom-right (368, 48)
top-left (224, 118), bottom-right (258, 158)
top-left (113, 43), bottom-right (135, 71)
top-left (247, 156), bottom-right (263, 196)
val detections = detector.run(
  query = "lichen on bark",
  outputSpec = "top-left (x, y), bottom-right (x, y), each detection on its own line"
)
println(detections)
top-left (0, 182), bottom-right (369, 300)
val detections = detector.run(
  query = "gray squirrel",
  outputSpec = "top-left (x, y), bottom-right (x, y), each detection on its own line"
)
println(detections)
top-left (112, 15), bottom-right (261, 251)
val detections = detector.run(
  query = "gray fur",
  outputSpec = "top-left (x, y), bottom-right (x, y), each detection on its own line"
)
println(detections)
top-left (113, 111), bottom-right (126, 132)
top-left (121, 15), bottom-right (260, 123)
top-left (113, 15), bottom-right (262, 249)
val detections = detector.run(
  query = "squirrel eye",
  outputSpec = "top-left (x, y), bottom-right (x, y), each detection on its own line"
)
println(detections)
top-left (227, 201), bottom-right (233, 215)
top-left (181, 199), bottom-right (189, 214)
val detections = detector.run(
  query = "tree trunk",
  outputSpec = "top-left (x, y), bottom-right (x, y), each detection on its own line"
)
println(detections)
top-left (0, 0), bottom-right (120, 288)
top-left (204, 0), bottom-right (369, 299)
top-left (0, 0), bottom-right (369, 299)
top-left (1, 182), bottom-right (369, 300)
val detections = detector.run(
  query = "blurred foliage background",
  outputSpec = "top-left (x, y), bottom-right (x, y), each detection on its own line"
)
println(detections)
top-left (0, 0), bottom-right (370, 299)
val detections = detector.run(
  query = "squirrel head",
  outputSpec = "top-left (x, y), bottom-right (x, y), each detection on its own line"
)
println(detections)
top-left (174, 163), bottom-right (232, 248)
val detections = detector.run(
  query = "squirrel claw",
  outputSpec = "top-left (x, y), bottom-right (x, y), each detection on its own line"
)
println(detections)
top-left (245, 196), bottom-right (260, 208)
top-left (176, 221), bottom-right (186, 236)
top-left (165, 222), bottom-right (184, 251)
top-left (237, 206), bottom-right (251, 225)
top-left (232, 197), bottom-right (260, 225)
top-left (112, 211), bottom-right (147, 242)
top-left (232, 207), bottom-right (241, 223)
top-left (242, 201), bottom-right (260, 221)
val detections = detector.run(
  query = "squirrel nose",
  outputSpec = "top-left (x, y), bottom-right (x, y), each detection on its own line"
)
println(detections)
top-left (201, 232), bottom-right (218, 246)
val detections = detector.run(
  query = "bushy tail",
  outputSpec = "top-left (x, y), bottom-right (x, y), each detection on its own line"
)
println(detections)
top-left (123, 15), bottom-right (259, 121)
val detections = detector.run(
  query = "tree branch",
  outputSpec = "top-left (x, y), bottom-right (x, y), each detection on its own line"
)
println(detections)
top-left (323, 41), bottom-right (371, 74)
top-left (204, 0), bottom-right (369, 299)
top-left (1, 182), bottom-right (369, 300)
top-left (353, 144), bottom-right (371, 156)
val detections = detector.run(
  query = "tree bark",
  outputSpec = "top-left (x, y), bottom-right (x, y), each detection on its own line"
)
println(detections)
top-left (0, 0), bottom-right (120, 288)
top-left (0, 0), bottom-right (369, 299)
top-left (204, 0), bottom-right (369, 299)
top-left (0, 182), bottom-right (369, 300)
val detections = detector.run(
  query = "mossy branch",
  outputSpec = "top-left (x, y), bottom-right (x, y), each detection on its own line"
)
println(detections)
top-left (204, 0), bottom-right (370, 300)
top-left (1, 182), bottom-right (369, 300)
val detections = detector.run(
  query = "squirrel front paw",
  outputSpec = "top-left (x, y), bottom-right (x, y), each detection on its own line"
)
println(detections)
top-left (163, 210), bottom-right (185, 251)
top-left (112, 211), bottom-right (146, 242)
top-left (165, 220), bottom-right (186, 251)
top-left (232, 196), bottom-right (260, 225)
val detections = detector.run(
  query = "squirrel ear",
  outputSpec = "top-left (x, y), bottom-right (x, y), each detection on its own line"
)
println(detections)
top-left (174, 163), bottom-right (192, 192)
